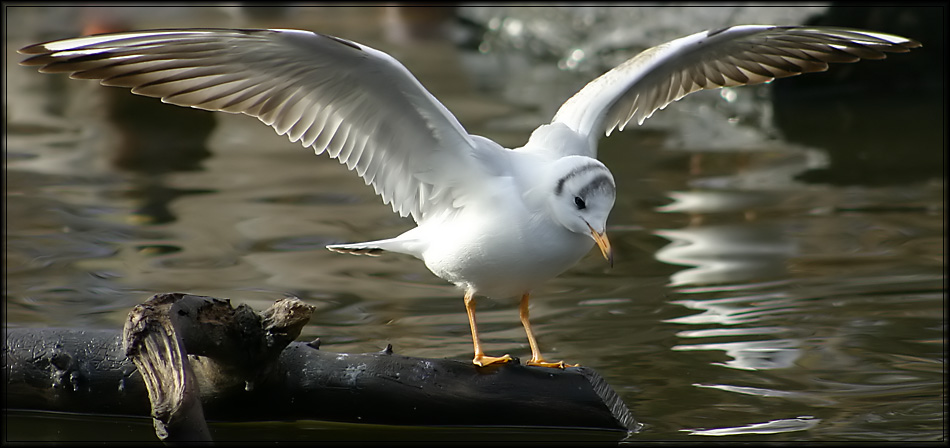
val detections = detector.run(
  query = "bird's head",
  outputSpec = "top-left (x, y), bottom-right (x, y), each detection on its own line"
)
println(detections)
top-left (545, 156), bottom-right (616, 266)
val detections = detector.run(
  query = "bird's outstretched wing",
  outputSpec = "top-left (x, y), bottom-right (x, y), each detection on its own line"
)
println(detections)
top-left (542, 25), bottom-right (920, 158)
top-left (19, 28), bottom-right (487, 222)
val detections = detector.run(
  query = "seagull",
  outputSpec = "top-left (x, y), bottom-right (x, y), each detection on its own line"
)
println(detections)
top-left (19, 24), bottom-right (919, 368)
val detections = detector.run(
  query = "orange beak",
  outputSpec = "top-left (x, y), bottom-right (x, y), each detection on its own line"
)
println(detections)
top-left (587, 223), bottom-right (613, 267)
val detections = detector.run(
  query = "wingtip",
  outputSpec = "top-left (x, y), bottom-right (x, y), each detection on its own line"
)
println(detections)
top-left (17, 42), bottom-right (51, 57)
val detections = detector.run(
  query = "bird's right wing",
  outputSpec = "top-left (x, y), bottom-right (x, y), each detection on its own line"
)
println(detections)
top-left (19, 28), bottom-right (490, 222)
top-left (543, 25), bottom-right (920, 158)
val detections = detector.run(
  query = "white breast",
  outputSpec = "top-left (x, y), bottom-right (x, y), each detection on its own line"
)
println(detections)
top-left (419, 181), bottom-right (594, 299)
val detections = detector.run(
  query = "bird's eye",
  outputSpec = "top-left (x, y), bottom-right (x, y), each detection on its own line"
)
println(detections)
top-left (574, 196), bottom-right (586, 210)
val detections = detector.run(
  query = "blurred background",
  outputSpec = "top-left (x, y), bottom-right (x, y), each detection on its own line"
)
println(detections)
top-left (4, 4), bottom-right (944, 443)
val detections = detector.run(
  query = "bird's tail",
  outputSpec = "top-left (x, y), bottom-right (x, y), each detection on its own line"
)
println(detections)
top-left (326, 242), bottom-right (386, 256)
top-left (327, 234), bottom-right (423, 258)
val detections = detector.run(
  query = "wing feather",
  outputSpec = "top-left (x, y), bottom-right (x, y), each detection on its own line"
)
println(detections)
top-left (19, 28), bottom-right (489, 222)
top-left (545, 25), bottom-right (920, 157)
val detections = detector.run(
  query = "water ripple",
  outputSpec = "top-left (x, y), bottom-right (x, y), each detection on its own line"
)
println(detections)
top-left (686, 416), bottom-right (820, 436)
top-left (672, 338), bottom-right (802, 370)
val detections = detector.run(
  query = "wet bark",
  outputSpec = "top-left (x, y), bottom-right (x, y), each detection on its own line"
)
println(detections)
top-left (5, 293), bottom-right (638, 441)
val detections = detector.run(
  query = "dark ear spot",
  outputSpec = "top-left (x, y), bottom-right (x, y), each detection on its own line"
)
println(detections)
top-left (574, 196), bottom-right (586, 210)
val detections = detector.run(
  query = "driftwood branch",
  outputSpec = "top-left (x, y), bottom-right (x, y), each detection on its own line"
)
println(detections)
top-left (5, 293), bottom-right (638, 441)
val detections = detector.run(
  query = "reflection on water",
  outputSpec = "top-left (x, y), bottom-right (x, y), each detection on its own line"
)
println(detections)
top-left (654, 222), bottom-right (796, 286)
top-left (674, 337), bottom-right (802, 371)
top-left (686, 416), bottom-right (821, 436)
top-left (5, 5), bottom-right (944, 443)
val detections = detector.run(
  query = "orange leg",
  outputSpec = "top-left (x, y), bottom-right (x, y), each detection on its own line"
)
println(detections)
top-left (520, 293), bottom-right (578, 369)
top-left (464, 290), bottom-right (511, 367)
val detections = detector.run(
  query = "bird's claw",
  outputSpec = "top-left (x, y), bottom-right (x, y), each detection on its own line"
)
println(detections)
top-left (526, 359), bottom-right (579, 369)
top-left (472, 353), bottom-right (512, 367)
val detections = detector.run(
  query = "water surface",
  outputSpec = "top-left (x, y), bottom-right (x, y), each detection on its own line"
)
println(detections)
top-left (4, 5), bottom-right (944, 443)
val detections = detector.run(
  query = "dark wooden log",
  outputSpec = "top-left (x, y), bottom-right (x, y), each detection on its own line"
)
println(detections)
top-left (5, 293), bottom-right (639, 441)
top-left (5, 328), bottom-right (149, 416)
top-left (254, 343), bottom-right (638, 430)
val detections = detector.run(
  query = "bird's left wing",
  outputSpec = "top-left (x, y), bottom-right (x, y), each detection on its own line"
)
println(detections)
top-left (19, 28), bottom-right (488, 222)
top-left (540, 25), bottom-right (920, 158)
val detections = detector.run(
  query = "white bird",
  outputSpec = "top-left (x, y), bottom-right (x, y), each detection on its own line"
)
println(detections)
top-left (19, 24), bottom-right (919, 368)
